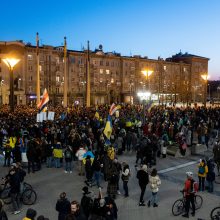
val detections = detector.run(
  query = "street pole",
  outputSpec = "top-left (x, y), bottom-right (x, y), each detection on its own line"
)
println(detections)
top-left (63, 36), bottom-right (68, 107)
top-left (86, 41), bottom-right (91, 107)
top-left (10, 68), bottom-right (14, 112)
top-left (36, 32), bottom-right (40, 105)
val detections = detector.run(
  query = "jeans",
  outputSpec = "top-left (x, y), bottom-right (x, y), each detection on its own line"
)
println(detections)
top-left (54, 158), bottom-right (61, 168)
top-left (65, 161), bottom-right (72, 172)
top-left (198, 176), bottom-right (205, 191)
top-left (139, 185), bottom-right (146, 203)
top-left (28, 160), bottom-right (35, 173)
top-left (46, 156), bottom-right (53, 168)
top-left (11, 193), bottom-right (20, 211)
top-left (94, 171), bottom-right (101, 187)
top-left (123, 181), bottom-right (129, 196)
top-left (150, 192), bottom-right (158, 205)
top-left (78, 160), bottom-right (84, 175)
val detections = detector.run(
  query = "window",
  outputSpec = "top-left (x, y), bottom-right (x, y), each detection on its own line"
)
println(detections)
top-left (100, 69), bottom-right (104, 74)
top-left (0, 67), bottom-right (1, 72)
top-left (56, 87), bottom-right (59, 94)
top-left (29, 86), bottom-right (32, 92)
top-left (28, 65), bottom-right (33, 71)
top-left (28, 54), bottom-right (33, 60)
top-left (111, 62), bottom-right (114, 67)
top-left (106, 61), bottom-right (109, 66)
top-left (164, 66), bottom-right (167, 71)
top-left (56, 75), bottom-right (60, 82)
top-left (39, 65), bottom-right (42, 71)
top-left (106, 69), bottom-right (110, 74)
top-left (100, 60), bottom-right (103, 66)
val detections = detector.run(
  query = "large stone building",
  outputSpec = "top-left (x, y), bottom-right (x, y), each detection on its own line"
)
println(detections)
top-left (0, 40), bottom-right (209, 106)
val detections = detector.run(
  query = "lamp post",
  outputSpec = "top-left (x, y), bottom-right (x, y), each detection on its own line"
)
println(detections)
top-left (0, 79), bottom-right (4, 105)
top-left (2, 58), bottom-right (20, 112)
top-left (201, 74), bottom-right (209, 107)
top-left (137, 92), bottom-right (151, 125)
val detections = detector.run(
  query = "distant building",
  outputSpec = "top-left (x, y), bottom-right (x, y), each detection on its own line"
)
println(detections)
top-left (0, 41), bottom-right (209, 106)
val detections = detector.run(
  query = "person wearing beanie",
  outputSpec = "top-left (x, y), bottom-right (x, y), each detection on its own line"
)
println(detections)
top-left (23, 208), bottom-right (37, 220)
top-left (136, 164), bottom-right (149, 206)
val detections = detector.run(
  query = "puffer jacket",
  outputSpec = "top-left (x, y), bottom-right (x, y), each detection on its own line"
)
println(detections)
top-left (198, 162), bottom-right (208, 178)
top-left (149, 175), bottom-right (161, 193)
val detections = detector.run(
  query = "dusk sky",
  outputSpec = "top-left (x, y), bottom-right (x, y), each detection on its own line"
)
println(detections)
top-left (1, 0), bottom-right (220, 79)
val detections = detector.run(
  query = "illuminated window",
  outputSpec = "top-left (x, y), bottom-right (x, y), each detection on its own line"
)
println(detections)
top-left (28, 54), bottom-right (33, 60)
top-left (164, 66), bottom-right (166, 70)
top-left (39, 65), bottom-right (42, 71)
top-left (100, 69), bottom-right (103, 74)
top-left (56, 76), bottom-right (60, 82)
top-left (106, 69), bottom-right (110, 74)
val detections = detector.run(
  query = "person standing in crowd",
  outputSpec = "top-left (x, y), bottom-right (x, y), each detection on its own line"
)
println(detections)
top-left (136, 164), bottom-right (149, 206)
top-left (182, 172), bottom-right (197, 218)
top-left (206, 158), bottom-right (215, 193)
top-left (22, 208), bottom-right (37, 220)
top-left (112, 158), bottom-right (122, 195)
top-left (64, 146), bottom-right (73, 173)
top-left (3, 138), bottom-right (11, 167)
top-left (92, 153), bottom-right (102, 188)
top-left (84, 155), bottom-right (93, 187)
top-left (121, 162), bottom-right (130, 197)
top-left (53, 142), bottom-right (63, 168)
top-left (148, 168), bottom-right (161, 208)
top-left (213, 139), bottom-right (220, 175)
top-left (70, 201), bottom-right (86, 220)
top-left (75, 145), bottom-right (87, 176)
top-left (45, 141), bottom-right (54, 168)
top-left (80, 186), bottom-right (94, 219)
top-left (7, 165), bottom-right (21, 215)
top-left (55, 192), bottom-right (71, 220)
top-left (0, 199), bottom-right (8, 220)
top-left (198, 159), bottom-right (208, 191)
top-left (26, 137), bottom-right (37, 173)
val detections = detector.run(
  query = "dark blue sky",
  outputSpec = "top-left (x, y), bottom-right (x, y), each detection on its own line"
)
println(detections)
top-left (1, 0), bottom-right (219, 79)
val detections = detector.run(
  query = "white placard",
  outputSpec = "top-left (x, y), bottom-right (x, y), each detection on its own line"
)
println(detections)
top-left (48, 111), bottom-right (55, 121)
top-left (42, 112), bottom-right (47, 121)
top-left (37, 113), bottom-right (41, 122)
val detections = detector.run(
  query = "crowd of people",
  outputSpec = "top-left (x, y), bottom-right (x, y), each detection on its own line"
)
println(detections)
top-left (0, 104), bottom-right (220, 219)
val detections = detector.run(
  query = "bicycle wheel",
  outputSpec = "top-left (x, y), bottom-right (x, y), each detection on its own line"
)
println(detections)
top-left (0, 187), bottom-right (12, 204)
top-left (210, 207), bottom-right (220, 220)
top-left (22, 189), bottom-right (37, 205)
top-left (172, 199), bottom-right (184, 216)
top-left (23, 182), bottom-right (32, 190)
top-left (194, 195), bottom-right (203, 210)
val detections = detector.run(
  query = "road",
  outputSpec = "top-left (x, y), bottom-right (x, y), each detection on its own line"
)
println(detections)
top-left (0, 147), bottom-right (219, 220)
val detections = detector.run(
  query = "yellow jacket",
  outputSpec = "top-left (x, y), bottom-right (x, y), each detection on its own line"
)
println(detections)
top-left (9, 137), bottom-right (17, 148)
top-left (23, 218), bottom-right (31, 220)
top-left (198, 162), bottom-right (208, 178)
top-left (53, 149), bottom-right (63, 158)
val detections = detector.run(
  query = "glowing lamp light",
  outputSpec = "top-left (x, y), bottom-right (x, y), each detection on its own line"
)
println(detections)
top-left (201, 74), bottom-right (209, 81)
top-left (137, 92), bottom-right (151, 100)
top-left (141, 70), bottom-right (153, 77)
top-left (2, 58), bottom-right (20, 70)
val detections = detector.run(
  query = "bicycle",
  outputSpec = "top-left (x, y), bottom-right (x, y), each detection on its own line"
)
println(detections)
top-left (0, 181), bottom-right (37, 205)
top-left (214, 160), bottom-right (220, 184)
top-left (210, 206), bottom-right (220, 220)
top-left (172, 190), bottom-right (203, 216)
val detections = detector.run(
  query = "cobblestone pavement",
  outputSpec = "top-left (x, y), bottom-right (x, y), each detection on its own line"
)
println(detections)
top-left (1, 148), bottom-right (219, 220)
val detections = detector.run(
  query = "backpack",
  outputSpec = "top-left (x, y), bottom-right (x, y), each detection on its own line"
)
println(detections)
top-left (81, 195), bottom-right (93, 217)
top-left (190, 179), bottom-right (199, 193)
top-left (65, 150), bottom-right (72, 159)
top-left (198, 166), bottom-right (205, 175)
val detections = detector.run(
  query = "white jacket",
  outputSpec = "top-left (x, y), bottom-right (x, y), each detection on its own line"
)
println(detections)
top-left (76, 148), bottom-right (86, 161)
top-left (149, 175), bottom-right (161, 193)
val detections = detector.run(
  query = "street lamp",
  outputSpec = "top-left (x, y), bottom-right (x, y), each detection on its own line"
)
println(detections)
top-left (137, 92), bottom-right (151, 125)
top-left (2, 58), bottom-right (20, 112)
top-left (201, 74), bottom-right (209, 107)
top-left (0, 79), bottom-right (4, 105)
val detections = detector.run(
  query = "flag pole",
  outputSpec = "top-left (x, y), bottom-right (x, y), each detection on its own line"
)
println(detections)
top-left (36, 32), bottom-right (40, 105)
top-left (86, 41), bottom-right (90, 107)
top-left (63, 36), bottom-right (68, 107)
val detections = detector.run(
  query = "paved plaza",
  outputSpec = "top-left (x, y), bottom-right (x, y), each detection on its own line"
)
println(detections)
top-left (1, 147), bottom-right (219, 220)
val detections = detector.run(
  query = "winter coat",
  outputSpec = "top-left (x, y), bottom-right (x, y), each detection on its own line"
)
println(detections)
top-left (149, 175), bottom-right (161, 193)
top-left (56, 198), bottom-right (71, 220)
top-left (198, 162), bottom-right (208, 178)
top-left (0, 210), bottom-right (8, 220)
top-left (136, 170), bottom-right (149, 187)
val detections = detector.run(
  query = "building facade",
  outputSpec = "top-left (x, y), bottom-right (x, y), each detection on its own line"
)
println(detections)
top-left (0, 41), bottom-right (209, 106)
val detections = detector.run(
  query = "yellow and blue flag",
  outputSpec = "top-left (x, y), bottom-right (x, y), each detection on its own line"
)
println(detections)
top-left (103, 115), bottom-right (112, 140)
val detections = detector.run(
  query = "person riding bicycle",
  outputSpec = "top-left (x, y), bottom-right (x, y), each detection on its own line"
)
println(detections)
top-left (182, 171), bottom-right (198, 218)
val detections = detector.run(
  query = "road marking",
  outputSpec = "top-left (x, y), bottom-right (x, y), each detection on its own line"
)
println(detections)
top-left (158, 161), bottom-right (198, 174)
